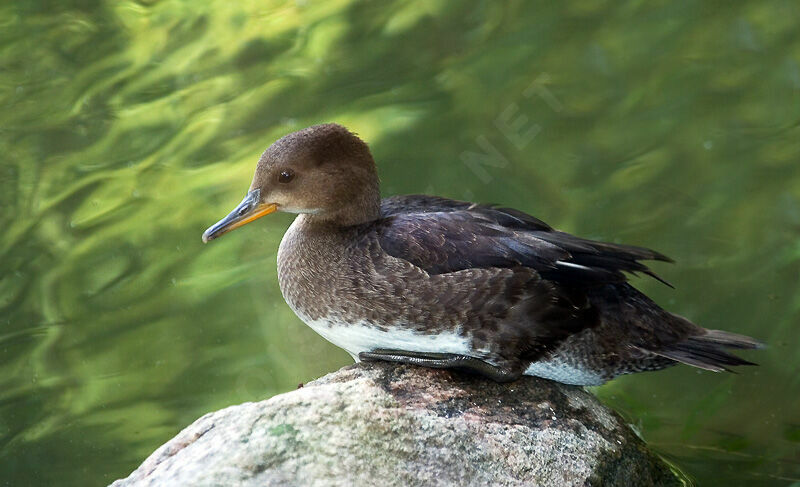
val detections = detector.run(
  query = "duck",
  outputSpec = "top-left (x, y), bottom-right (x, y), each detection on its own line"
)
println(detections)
top-left (201, 123), bottom-right (761, 385)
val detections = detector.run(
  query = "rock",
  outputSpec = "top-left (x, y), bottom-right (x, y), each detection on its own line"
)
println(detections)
top-left (111, 363), bottom-right (679, 487)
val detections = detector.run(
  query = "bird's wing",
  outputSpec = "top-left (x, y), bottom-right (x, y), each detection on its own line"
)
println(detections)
top-left (376, 195), bottom-right (671, 286)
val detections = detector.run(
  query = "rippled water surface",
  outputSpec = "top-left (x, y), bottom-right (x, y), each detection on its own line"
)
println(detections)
top-left (2, 1), bottom-right (799, 485)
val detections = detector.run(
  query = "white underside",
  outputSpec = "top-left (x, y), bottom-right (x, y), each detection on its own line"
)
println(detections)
top-left (299, 318), bottom-right (605, 386)
top-left (303, 318), bottom-right (473, 361)
top-left (524, 361), bottom-right (605, 386)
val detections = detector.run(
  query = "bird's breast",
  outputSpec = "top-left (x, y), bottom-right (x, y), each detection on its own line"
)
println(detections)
top-left (276, 217), bottom-right (476, 360)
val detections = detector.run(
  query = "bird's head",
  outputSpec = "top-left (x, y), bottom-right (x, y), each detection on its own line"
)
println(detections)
top-left (202, 123), bottom-right (379, 243)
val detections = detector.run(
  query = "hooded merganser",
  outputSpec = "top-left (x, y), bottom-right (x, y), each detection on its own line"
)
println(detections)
top-left (202, 124), bottom-right (761, 385)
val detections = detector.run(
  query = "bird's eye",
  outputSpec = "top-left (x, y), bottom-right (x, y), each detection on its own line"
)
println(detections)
top-left (278, 170), bottom-right (295, 184)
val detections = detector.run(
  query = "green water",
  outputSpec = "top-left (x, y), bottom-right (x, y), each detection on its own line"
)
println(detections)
top-left (1, 1), bottom-right (799, 485)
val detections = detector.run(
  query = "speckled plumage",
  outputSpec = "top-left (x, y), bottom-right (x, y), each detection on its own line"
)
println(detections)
top-left (205, 123), bottom-right (762, 385)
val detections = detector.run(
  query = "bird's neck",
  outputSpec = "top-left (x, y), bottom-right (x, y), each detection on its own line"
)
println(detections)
top-left (307, 181), bottom-right (381, 227)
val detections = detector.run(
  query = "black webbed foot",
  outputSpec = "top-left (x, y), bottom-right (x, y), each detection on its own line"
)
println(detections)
top-left (358, 348), bottom-right (521, 383)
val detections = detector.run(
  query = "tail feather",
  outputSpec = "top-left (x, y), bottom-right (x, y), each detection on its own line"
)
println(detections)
top-left (653, 329), bottom-right (763, 372)
top-left (700, 329), bottom-right (765, 350)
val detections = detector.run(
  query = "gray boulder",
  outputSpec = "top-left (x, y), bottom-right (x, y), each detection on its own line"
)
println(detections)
top-left (111, 362), bottom-right (679, 487)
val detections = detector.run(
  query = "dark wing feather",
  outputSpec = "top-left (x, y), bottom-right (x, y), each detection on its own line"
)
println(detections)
top-left (381, 195), bottom-right (552, 230)
top-left (377, 195), bottom-right (671, 286)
